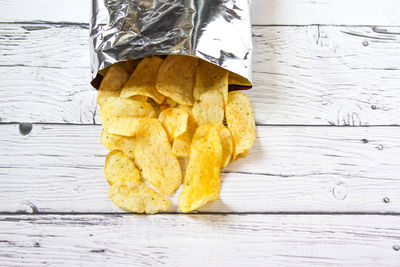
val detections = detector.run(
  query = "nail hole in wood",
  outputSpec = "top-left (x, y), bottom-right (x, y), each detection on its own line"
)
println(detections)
top-left (383, 197), bottom-right (390, 203)
top-left (361, 138), bottom-right (368, 143)
top-left (376, 144), bottom-right (384, 150)
top-left (333, 183), bottom-right (347, 201)
top-left (19, 123), bottom-right (32, 136)
top-left (393, 244), bottom-right (400, 251)
top-left (90, 249), bottom-right (106, 253)
top-left (34, 242), bottom-right (40, 247)
top-left (362, 41), bottom-right (369, 46)
top-left (17, 201), bottom-right (39, 214)
top-left (371, 105), bottom-right (377, 110)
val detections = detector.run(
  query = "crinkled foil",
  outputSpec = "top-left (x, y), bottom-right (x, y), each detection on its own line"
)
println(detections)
top-left (90, 0), bottom-right (252, 89)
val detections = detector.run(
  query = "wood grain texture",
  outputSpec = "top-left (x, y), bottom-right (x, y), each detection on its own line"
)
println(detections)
top-left (1, 0), bottom-right (399, 25)
top-left (0, 124), bottom-right (399, 213)
top-left (1, 214), bottom-right (399, 266)
top-left (251, 0), bottom-right (400, 26)
top-left (1, 24), bottom-right (400, 125)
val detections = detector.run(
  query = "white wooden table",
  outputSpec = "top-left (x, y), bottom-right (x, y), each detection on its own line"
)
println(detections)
top-left (1, 0), bottom-right (400, 266)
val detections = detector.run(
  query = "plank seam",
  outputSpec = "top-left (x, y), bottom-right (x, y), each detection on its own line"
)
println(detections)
top-left (1, 212), bottom-right (399, 216)
top-left (1, 122), bottom-right (399, 127)
top-left (1, 21), bottom-right (400, 27)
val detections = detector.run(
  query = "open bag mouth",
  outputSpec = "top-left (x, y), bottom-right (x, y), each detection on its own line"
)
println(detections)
top-left (89, 0), bottom-right (253, 90)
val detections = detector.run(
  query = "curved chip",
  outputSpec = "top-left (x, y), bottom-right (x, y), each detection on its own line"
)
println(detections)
top-left (172, 131), bottom-right (191, 158)
top-left (226, 91), bottom-right (256, 160)
top-left (163, 98), bottom-right (177, 108)
top-left (192, 90), bottom-right (224, 125)
top-left (100, 97), bottom-right (156, 119)
top-left (101, 130), bottom-right (122, 152)
top-left (97, 64), bottom-right (130, 106)
top-left (193, 60), bottom-right (229, 105)
top-left (99, 97), bottom-right (156, 136)
top-left (172, 105), bottom-right (198, 157)
top-left (120, 56), bottom-right (165, 104)
top-left (213, 123), bottom-right (233, 168)
top-left (101, 130), bottom-right (135, 159)
top-left (178, 123), bottom-right (222, 213)
top-left (109, 179), bottom-right (170, 214)
top-left (130, 95), bottom-right (148, 102)
top-left (156, 55), bottom-right (198, 105)
top-left (132, 118), bottom-right (182, 195)
top-left (159, 108), bottom-right (189, 142)
top-left (104, 150), bottom-right (140, 185)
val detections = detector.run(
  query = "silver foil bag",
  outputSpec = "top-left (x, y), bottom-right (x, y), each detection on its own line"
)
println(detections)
top-left (90, 0), bottom-right (252, 89)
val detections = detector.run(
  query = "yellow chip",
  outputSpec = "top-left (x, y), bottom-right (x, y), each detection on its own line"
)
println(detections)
top-left (131, 118), bottom-right (182, 195)
top-left (104, 150), bottom-right (141, 185)
top-left (171, 105), bottom-right (198, 157)
top-left (120, 56), bottom-right (166, 104)
top-left (100, 97), bottom-right (156, 118)
top-left (226, 91), bottom-right (256, 160)
top-left (101, 130), bottom-right (135, 159)
top-left (124, 59), bottom-right (141, 73)
top-left (192, 90), bottom-right (224, 125)
top-left (193, 60), bottom-right (229, 105)
top-left (99, 97), bottom-right (156, 136)
top-left (156, 55), bottom-right (198, 105)
top-left (101, 130), bottom-right (122, 151)
top-left (178, 123), bottom-right (222, 213)
top-left (172, 131), bottom-right (191, 158)
top-left (163, 98), bottom-right (177, 108)
top-left (109, 179), bottom-right (170, 214)
top-left (97, 64), bottom-right (130, 106)
top-left (159, 108), bottom-right (189, 142)
top-left (130, 95), bottom-right (148, 102)
top-left (228, 72), bottom-right (252, 87)
top-left (213, 123), bottom-right (233, 168)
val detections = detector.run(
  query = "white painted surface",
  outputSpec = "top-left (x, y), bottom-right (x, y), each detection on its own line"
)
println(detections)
top-left (1, 0), bottom-right (400, 25)
top-left (1, 0), bottom-right (399, 266)
top-left (1, 24), bottom-right (400, 125)
top-left (1, 214), bottom-right (400, 266)
top-left (0, 124), bottom-right (398, 213)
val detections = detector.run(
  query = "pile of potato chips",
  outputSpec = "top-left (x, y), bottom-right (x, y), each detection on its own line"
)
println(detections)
top-left (97, 55), bottom-right (256, 214)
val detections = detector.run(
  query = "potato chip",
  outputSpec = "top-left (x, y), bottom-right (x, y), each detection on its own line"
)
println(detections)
top-left (226, 91), bottom-right (256, 160)
top-left (101, 130), bottom-right (135, 159)
top-left (97, 64), bottom-right (130, 106)
top-left (102, 118), bottom-right (143, 137)
top-left (172, 131), bottom-right (191, 158)
top-left (104, 150), bottom-right (140, 185)
top-left (228, 71), bottom-right (252, 87)
top-left (159, 108), bottom-right (189, 142)
top-left (163, 98), bottom-right (177, 108)
top-left (101, 130), bottom-right (121, 151)
top-left (193, 60), bottom-right (229, 105)
top-left (100, 97), bottom-right (156, 119)
top-left (192, 90), bottom-right (224, 125)
top-left (213, 123), bottom-right (233, 168)
top-left (179, 123), bottom-right (222, 213)
top-left (130, 95), bottom-right (148, 102)
top-left (156, 55), bottom-right (198, 105)
top-left (109, 179), bottom-right (170, 214)
top-left (125, 59), bottom-right (141, 73)
top-left (132, 118), bottom-right (182, 195)
top-left (99, 97), bottom-right (156, 136)
top-left (171, 105), bottom-right (198, 157)
top-left (120, 56), bottom-right (165, 104)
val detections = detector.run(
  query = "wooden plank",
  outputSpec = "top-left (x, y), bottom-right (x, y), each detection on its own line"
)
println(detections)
top-left (1, 214), bottom-right (399, 266)
top-left (0, 124), bottom-right (399, 213)
top-left (1, 0), bottom-right (400, 26)
top-left (0, 0), bottom-right (90, 24)
top-left (1, 24), bottom-right (400, 125)
top-left (251, 0), bottom-right (400, 26)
